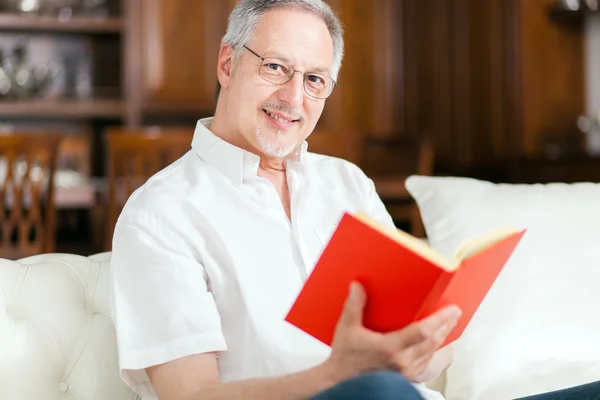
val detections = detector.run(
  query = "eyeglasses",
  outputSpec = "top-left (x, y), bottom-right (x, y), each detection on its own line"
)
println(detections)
top-left (243, 45), bottom-right (337, 100)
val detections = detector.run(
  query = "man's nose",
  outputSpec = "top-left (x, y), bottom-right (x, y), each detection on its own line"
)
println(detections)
top-left (278, 71), bottom-right (305, 107)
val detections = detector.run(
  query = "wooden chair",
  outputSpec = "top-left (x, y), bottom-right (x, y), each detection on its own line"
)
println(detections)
top-left (307, 129), bottom-right (435, 237)
top-left (307, 128), bottom-right (364, 164)
top-left (103, 127), bottom-right (194, 250)
top-left (0, 133), bottom-right (62, 259)
top-left (366, 135), bottom-right (436, 238)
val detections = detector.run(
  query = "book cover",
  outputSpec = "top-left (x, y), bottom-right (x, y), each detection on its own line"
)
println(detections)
top-left (285, 212), bottom-right (525, 347)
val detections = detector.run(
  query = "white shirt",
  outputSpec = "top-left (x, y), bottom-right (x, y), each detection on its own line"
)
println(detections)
top-left (109, 117), bottom-right (444, 400)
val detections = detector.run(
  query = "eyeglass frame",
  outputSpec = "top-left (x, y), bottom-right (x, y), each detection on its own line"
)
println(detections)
top-left (242, 45), bottom-right (338, 100)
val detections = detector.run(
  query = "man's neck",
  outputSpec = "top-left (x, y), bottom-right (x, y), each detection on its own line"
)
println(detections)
top-left (210, 115), bottom-right (291, 218)
top-left (258, 157), bottom-right (287, 172)
top-left (210, 114), bottom-right (290, 172)
top-left (258, 165), bottom-right (291, 220)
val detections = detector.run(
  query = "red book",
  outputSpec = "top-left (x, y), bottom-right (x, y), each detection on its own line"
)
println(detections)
top-left (285, 212), bottom-right (526, 348)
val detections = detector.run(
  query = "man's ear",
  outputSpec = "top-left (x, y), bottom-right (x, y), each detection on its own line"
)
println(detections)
top-left (217, 44), bottom-right (235, 89)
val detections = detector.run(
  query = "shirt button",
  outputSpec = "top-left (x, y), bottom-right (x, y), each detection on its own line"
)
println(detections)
top-left (59, 382), bottom-right (68, 392)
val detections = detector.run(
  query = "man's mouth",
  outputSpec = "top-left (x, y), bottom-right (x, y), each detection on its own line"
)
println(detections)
top-left (263, 109), bottom-right (300, 123)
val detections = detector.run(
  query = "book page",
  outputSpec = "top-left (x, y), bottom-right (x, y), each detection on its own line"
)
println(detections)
top-left (353, 213), bottom-right (453, 271)
top-left (453, 227), bottom-right (521, 263)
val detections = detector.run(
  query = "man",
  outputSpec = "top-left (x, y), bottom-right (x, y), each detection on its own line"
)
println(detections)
top-left (110, 1), bottom-right (600, 399)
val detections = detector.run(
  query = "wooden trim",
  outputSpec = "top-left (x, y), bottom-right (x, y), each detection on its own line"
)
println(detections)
top-left (452, 0), bottom-right (472, 166)
top-left (124, 0), bottom-right (142, 127)
top-left (0, 99), bottom-right (124, 119)
top-left (489, 0), bottom-right (505, 159)
top-left (202, 1), bottom-right (225, 106)
top-left (504, 0), bottom-right (523, 156)
top-left (401, 0), bottom-right (419, 138)
top-left (371, 0), bottom-right (400, 136)
top-left (142, 0), bottom-right (164, 99)
top-left (431, 1), bottom-right (452, 155)
top-left (394, 0), bottom-right (406, 138)
top-left (0, 13), bottom-right (123, 33)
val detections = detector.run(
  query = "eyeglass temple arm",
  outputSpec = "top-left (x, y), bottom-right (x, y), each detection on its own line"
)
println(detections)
top-left (242, 45), bottom-right (264, 61)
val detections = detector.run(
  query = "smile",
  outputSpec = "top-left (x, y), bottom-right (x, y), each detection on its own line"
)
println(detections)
top-left (263, 109), bottom-right (300, 124)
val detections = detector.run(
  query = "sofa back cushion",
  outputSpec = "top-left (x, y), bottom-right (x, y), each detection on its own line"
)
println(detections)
top-left (0, 253), bottom-right (139, 400)
top-left (406, 176), bottom-right (600, 400)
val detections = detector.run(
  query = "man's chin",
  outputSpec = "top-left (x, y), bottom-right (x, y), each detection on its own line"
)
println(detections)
top-left (257, 139), bottom-right (298, 158)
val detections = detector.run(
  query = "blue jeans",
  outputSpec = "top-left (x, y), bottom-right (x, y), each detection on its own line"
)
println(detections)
top-left (309, 371), bottom-right (423, 400)
top-left (309, 371), bottom-right (600, 400)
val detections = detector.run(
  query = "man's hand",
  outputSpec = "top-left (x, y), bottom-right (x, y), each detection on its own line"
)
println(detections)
top-left (324, 281), bottom-right (462, 382)
top-left (413, 344), bottom-right (454, 383)
top-left (146, 281), bottom-right (461, 400)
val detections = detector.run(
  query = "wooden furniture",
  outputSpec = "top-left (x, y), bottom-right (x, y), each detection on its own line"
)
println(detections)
top-left (0, 6), bottom-right (125, 120)
top-left (307, 129), bottom-right (435, 237)
top-left (0, 0), bottom-right (588, 253)
top-left (307, 129), bottom-right (364, 165)
top-left (54, 133), bottom-right (97, 209)
top-left (507, 153), bottom-right (600, 183)
top-left (0, 133), bottom-right (61, 259)
top-left (313, 0), bottom-right (585, 178)
top-left (367, 136), bottom-right (436, 238)
top-left (103, 128), bottom-right (193, 249)
top-left (125, 0), bottom-right (238, 123)
top-left (0, 4), bottom-right (125, 220)
top-left (0, 0), bottom-right (586, 166)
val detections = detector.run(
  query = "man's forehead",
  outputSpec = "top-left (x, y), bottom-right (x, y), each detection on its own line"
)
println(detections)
top-left (260, 48), bottom-right (332, 74)
top-left (251, 9), bottom-right (334, 73)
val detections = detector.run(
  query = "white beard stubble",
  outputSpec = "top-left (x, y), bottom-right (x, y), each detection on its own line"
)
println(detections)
top-left (256, 124), bottom-right (298, 158)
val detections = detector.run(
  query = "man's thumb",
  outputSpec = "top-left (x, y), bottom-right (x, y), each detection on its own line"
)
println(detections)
top-left (339, 281), bottom-right (366, 327)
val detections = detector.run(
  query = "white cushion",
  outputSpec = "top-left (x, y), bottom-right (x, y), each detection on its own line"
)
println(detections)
top-left (405, 175), bottom-right (600, 400)
top-left (0, 253), bottom-right (139, 400)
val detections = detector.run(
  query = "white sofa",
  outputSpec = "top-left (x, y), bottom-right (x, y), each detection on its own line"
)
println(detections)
top-left (0, 253), bottom-right (140, 400)
top-left (0, 252), bottom-right (448, 400)
top-left (3, 176), bottom-right (600, 400)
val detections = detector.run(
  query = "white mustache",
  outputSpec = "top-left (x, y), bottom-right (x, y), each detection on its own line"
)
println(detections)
top-left (261, 102), bottom-right (303, 121)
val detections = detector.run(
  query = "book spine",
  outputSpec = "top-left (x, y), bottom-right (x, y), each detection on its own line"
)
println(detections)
top-left (414, 271), bottom-right (454, 320)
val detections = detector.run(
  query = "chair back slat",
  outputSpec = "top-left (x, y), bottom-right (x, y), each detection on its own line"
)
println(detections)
top-left (104, 128), bottom-right (193, 250)
top-left (0, 133), bottom-right (61, 259)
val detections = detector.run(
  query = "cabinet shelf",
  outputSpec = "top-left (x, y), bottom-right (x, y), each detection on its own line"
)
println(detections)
top-left (0, 99), bottom-right (124, 119)
top-left (0, 13), bottom-right (123, 33)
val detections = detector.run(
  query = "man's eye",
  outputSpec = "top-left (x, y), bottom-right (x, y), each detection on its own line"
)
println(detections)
top-left (307, 75), bottom-right (325, 85)
top-left (267, 63), bottom-right (283, 71)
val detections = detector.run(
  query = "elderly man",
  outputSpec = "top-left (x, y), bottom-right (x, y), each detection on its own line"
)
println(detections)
top-left (110, 1), bottom-right (600, 400)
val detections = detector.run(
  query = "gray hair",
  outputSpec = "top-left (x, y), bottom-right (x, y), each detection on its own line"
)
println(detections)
top-left (215, 0), bottom-right (344, 101)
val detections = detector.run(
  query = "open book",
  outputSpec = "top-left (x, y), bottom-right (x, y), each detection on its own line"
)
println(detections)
top-left (285, 212), bottom-right (526, 348)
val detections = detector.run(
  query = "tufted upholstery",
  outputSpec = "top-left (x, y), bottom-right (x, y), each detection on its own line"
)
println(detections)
top-left (0, 252), bottom-right (448, 399)
top-left (0, 253), bottom-right (139, 400)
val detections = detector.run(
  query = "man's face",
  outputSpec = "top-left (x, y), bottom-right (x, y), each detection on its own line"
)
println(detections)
top-left (221, 8), bottom-right (335, 158)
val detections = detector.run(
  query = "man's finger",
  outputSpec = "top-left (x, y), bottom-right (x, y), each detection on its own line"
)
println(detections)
top-left (396, 334), bottom-right (439, 370)
top-left (397, 351), bottom-right (435, 380)
top-left (389, 305), bottom-right (462, 348)
top-left (336, 281), bottom-right (367, 329)
top-left (389, 324), bottom-right (453, 379)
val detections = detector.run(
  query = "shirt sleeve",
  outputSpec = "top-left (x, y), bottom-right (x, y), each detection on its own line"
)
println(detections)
top-left (365, 176), bottom-right (396, 230)
top-left (109, 209), bottom-right (227, 398)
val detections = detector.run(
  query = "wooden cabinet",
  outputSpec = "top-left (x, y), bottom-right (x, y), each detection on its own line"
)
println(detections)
top-left (2, 0), bottom-right (586, 173)
top-left (125, 0), bottom-right (585, 176)
top-left (126, 0), bottom-right (236, 123)
top-left (317, 0), bottom-right (586, 178)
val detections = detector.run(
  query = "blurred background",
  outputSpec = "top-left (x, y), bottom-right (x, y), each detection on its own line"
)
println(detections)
top-left (0, 0), bottom-right (598, 258)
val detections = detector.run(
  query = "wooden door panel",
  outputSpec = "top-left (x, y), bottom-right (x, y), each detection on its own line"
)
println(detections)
top-left (141, 0), bottom-right (228, 112)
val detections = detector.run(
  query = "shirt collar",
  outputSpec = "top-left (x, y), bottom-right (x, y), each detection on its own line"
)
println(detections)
top-left (191, 117), bottom-right (308, 185)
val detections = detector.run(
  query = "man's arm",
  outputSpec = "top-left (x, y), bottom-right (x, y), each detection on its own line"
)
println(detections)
top-left (147, 353), bottom-right (339, 400)
top-left (146, 282), bottom-right (461, 400)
